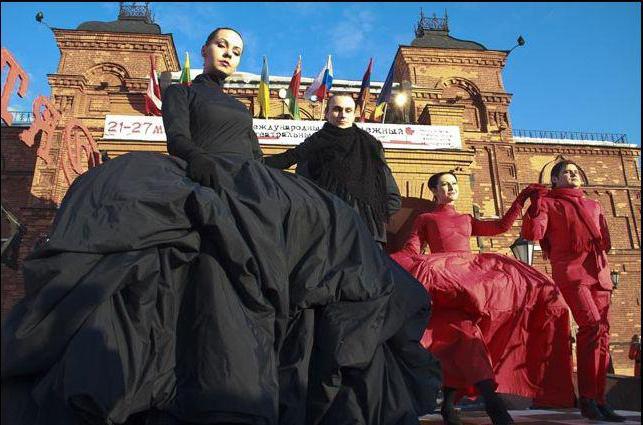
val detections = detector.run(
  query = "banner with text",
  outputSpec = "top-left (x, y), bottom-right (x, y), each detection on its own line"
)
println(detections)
top-left (103, 115), bottom-right (166, 141)
top-left (253, 119), bottom-right (461, 150)
top-left (103, 116), bottom-right (462, 150)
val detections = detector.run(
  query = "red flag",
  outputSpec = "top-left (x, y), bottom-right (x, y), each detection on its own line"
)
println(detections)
top-left (286, 56), bottom-right (302, 119)
top-left (145, 55), bottom-right (162, 116)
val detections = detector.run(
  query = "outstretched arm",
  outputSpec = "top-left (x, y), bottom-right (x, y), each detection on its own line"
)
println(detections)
top-left (264, 136), bottom-right (318, 169)
top-left (471, 184), bottom-right (547, 236)
top-left (521, 188), bottom-right (550, 241)
top-left (264, 148), bottom-right (298, 169)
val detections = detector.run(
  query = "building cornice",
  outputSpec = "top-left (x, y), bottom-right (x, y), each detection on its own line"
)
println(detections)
top-left (52, 29), bottom-right (180, 71)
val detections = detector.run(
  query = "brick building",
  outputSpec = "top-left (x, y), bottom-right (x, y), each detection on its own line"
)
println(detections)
top-left (1, 6), bottom-right (640, 373)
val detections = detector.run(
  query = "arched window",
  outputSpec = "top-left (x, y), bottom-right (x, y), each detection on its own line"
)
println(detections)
top-left (539, 155), bottom-right (589, 186)
top-left (85, 62), bottom-right (130, 91)
top-left (439, 77), bottom-right (487, 132)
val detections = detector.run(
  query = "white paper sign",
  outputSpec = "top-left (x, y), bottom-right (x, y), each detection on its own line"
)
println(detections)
top-left (102, 116), bottom-right (462, 150)
top-left (253, 119), bottom-right (461, 150)
top-left (103, 115), bottom-right (165, 141)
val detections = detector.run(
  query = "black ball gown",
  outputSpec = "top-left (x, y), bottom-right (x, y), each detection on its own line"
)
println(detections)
top-left (1, 73), bottom-right (441, 425)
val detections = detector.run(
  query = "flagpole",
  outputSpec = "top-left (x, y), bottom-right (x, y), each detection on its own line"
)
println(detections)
top-left (320, 96), bottom-right (326, 121)
top-left (361, 96), bottom-right (369, 123)
top-left (382, 103), bottom-right (388, 123)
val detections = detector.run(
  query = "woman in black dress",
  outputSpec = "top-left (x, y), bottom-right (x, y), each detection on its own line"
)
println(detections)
top-left (1, 28), bottom-right (440, 425)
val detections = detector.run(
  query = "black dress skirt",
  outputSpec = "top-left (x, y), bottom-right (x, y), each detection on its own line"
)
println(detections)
top-left (1, 73), bottom-right (441, 425)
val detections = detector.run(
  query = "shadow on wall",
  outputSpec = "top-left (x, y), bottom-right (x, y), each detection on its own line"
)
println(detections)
top-left (1, 127), bottom-right (60, 321)
top-left (386, 197), bottom-right (437, 254)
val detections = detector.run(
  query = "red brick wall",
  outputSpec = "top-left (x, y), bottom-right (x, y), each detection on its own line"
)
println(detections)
top-left (1, 127), bottom-right (58, 319)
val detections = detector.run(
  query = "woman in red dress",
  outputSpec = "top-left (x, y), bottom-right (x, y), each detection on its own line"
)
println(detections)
top-left (391, 172), bottom-right (575, 425)
top-left (628, 335), bottom-right (641, 377)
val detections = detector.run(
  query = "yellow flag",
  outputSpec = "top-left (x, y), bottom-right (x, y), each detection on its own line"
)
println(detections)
top-left (258, 56), bottom-right (270, 118)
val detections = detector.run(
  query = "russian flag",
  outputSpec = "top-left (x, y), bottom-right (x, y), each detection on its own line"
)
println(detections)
top-left (304, 55), bottom-right (333, 100)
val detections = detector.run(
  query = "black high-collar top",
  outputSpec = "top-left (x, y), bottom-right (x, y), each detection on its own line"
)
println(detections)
top-left (162, 72), bottom-right (263, 161)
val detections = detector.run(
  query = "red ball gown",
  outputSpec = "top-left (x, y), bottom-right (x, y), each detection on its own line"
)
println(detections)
top-left (391, 199), bottom-right (576, 406)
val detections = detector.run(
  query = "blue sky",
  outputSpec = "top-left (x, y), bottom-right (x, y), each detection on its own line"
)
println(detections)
top-left (1, 2), bottom-right (641, 146)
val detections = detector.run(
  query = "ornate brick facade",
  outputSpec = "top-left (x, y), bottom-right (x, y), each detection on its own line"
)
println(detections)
top-left (1, 10), bottom-right (640, 373)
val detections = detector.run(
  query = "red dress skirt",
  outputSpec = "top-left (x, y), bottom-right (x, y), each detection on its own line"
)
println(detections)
top-left (392, 203), bottom-right (575, 406)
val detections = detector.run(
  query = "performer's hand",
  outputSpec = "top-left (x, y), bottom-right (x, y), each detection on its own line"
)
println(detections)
top-left (186, 153), bottom-right (219, 188)
top-left (517, 184), bottom-right (548, 205)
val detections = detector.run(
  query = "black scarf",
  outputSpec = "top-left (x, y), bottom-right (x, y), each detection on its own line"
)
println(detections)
top-left (305, 123), bottom-right (389, 224)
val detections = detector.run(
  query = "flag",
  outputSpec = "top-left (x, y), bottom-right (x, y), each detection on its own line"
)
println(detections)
top-left (286, 56), bottom-right (302, 120)
top-left (145, 55), bottom-right (162, 116)
top-left (370, 60), bottom-right (395, 122)
top-left (304, 55), bottom-right (333, 100)
top-left (258, 56), bottom-right (270, 118)
top-left (356, 58), bottom-right (373, 123)
top-left (179, 51), bottom-right (191, 86)
top-left (371, 102), bottom-right (387, 122)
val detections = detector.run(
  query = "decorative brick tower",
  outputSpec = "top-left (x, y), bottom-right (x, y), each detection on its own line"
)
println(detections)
top-left (40, 2), bottom-right (180, 203)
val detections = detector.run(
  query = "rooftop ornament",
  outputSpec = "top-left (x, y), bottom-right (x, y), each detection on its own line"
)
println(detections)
top-left (415, 8), bottom-right (449, 38)
top-left (118, 2), bottom-right (154, 23)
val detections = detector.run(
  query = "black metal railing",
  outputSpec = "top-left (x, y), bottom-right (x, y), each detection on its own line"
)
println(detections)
top-left (415, 10), bottom-right (449, 38)
top-left (513, 129), bottom-right (628, 144)
top-left (118, 2), bottom-right (152, 22)
top-left (1, 111), bottom-right (34, 127)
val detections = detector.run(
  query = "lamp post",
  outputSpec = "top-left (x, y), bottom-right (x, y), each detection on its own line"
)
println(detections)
top-left (393, 80), bottom-right (413, 124)
top-left (610, 270), bottom-right (620, 289)
top-left (278, 88), bottom-right (287, 116)
top-left (393, 91), bottom-right (408, 123)
top-left (508, 35), bottom-right (526, 55)
top-left (310, 95), bottom-right (319, 120)
top-left (510, 237), bottom-right (535, 266)
top-left (35, 11), bottom-right (54, 31)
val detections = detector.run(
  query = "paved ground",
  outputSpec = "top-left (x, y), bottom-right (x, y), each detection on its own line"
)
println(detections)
top-left (419, 409), bottom-right (641, 424)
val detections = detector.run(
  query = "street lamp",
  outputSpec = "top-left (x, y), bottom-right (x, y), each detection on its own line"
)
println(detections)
top-left (398, 80), bottom-right (414, 123)
top-left (278, 89), bottom-right (288, 116)
top-left (35, 11), bottom-right (54, 31)
top-left (610, 270), bottom-right (620, 289)
top-left (394, 92), bottom-right (408, 108)
top-left (510, 237), bottom-right (535, 266)
top-left (508, 35), bottom-right (526, 55)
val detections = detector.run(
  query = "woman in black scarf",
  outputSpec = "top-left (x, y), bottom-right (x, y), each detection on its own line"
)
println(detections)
top-left (265, 94), bottom-right (401, 246)
top-left (1, 28), bottom-right (440, 425)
